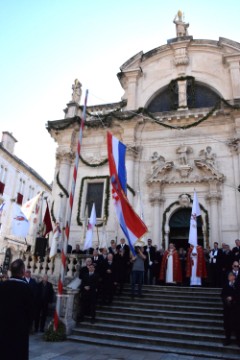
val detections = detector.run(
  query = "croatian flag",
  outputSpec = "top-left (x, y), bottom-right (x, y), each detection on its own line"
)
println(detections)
top-left (188, 190), bottom-right (201, 247)
top-left (107, 132), bottom-right (148, 254)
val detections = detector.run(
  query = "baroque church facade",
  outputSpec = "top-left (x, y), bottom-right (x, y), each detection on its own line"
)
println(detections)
top-left (47, 14), bottom-right (240, 251)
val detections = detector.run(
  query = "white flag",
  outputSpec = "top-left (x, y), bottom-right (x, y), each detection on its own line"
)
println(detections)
top-left (49, 223), bottom-right (61, 258)
top-left (188, 190), bottom-right (201, 246)
top-left (99, 221), bottom-right (108, 249)
top-left (11, 204), bottom-right (30, 238)
top-left (83, 203), bottom-right (96, 250)
top-left (21, 192), bottom-right (42, 220)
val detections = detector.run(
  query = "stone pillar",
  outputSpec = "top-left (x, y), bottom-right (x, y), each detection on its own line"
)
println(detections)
top-left (55, 150), bottom-right (75, 224)
top-left (177, 79), bottom-right (188, 109)
top-left (227, 138), bottom-right (240, 237)
top-left (226, 59), bottom-right (240, 99)
top-left (61, 289), bottom-right (79, 335)
top-left (205, 182), bottom-right (222, 245)
top-left (122, 69), bottom-right (142, 110)
top-left (149, 191), bottom-right (165, 248)
top-left (126, 144), bottom-right (141, 206)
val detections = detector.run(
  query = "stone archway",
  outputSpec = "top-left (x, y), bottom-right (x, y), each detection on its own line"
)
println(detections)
top-left (169, 208), bottom-right (203, 250)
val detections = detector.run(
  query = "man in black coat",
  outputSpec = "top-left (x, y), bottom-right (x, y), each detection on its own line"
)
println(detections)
top-left (0, 259), bottom-right (33, 360)
top-left (209, 242), bottom-right (222, 287)
top-left (79, 263), bottom-right (99, 323)
top-left (34, 274), bottom-right (54, 332)
top-left (232, 239), bottom-right (240, 263)
top-left (143, 239), bottom-right (156, 284)
top-left (221, 272), bottom-right (240, 346)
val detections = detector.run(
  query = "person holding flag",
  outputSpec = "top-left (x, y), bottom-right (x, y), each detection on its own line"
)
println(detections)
top-left (186, 190), bottom-right (207, 286)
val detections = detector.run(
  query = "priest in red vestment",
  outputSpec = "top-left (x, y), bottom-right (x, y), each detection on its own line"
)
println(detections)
top-left (159, 243), bottom-right (182, 284)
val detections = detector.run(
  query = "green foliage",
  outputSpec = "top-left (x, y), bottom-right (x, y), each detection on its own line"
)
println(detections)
top-left (43, 320), bottom-right (66, 342)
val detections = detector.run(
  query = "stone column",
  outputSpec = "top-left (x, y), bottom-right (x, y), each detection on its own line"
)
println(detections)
top-left (205, 182), bottom-right (222, 245)
top-left (227, 138), bottom-right (240, 237)
top-left (225, 58), bottom-right (240, 99)
top-left (55, 150), bottom-right (75, 224)
top-left (122, 69), bottom-right (142, 110)
top-left (177, 79), bottom-right (188, 109)
top-left (149, 191), bottom-right (165, 248)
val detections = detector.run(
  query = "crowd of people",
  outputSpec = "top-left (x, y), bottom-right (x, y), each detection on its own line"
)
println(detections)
top-left (76, 237), bottom-right (240, 346)
top-left (1, 237), bottom-right (240, 354)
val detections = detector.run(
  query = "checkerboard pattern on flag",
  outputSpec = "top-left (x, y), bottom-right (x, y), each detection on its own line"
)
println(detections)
top-left (188, 190), bottom-right (201, 247)
top-left (107, 132), bottom-right (148, 253)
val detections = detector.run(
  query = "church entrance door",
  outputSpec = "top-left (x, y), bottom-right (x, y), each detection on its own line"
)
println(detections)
top-left (169, 208), bottom-right (203, 250)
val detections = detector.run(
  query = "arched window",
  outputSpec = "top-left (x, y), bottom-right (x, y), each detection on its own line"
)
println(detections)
top-left (147, 80), bottom-right (220, 113)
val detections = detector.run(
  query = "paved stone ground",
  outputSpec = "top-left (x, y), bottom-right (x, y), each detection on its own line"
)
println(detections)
top-left (29, 333), bottom-right (219, 360)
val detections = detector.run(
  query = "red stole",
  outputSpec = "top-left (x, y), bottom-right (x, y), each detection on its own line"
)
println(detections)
top-left (159, 250), bottom-right (182, 283)
top-left (186, 245), bottom-right (207, 279)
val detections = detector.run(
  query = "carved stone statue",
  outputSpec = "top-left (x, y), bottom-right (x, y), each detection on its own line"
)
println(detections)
top-left (199, 146), bottom-right (216, 168)
top-left (173, 10), bottom-right (189, 37)
top-left (176, 144), bottom-right (193, 165)
top-left (71, 79), bottom-right (82, 104)
top-left (150, 152), bottom-right (174, 179)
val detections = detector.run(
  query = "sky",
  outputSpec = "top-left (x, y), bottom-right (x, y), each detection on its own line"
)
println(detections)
top-left (1, 0), bottom-right (240, 184)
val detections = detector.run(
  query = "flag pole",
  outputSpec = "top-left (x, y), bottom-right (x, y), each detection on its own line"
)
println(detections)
top-left (54, 89), bottom-right (88, 331)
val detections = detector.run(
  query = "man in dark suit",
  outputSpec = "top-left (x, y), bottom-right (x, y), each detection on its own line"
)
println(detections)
top-left (143, 239), bottom-right (156, 284)
top-left (209, 242), bottom-right (222, 287)
top-left (0, 259), bottom-right (33, 360)
top-left (34, 274), bottom-right (54, 332)
top-left (221, 272), bottom-right (240, 346)
top-left (116, 238), bottom-right (130, 282)
top-left (232, 239), bottom-right (240, 263)
top-left (79, 263), bottom-right (99, 323)
top-left (23, 269), bottom-right (38, 331)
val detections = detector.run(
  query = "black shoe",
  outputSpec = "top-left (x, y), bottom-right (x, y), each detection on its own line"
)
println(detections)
top-left (223, 339), bottom-right (231, 346)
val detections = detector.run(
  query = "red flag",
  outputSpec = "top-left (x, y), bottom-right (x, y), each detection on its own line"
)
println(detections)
top-left (43, 202), bottom-right (53, 237)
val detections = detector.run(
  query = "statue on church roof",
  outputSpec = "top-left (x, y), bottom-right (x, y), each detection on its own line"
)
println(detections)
top-left (71, 79), bottom-right (82, 104)
top-left (173, 10), bottom-right (189, 37)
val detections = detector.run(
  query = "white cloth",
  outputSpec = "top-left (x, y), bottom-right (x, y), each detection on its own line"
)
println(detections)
top-left (190, 251), bottom-right (201, 286)
top-left (166, 254), bottom-right (175, 284)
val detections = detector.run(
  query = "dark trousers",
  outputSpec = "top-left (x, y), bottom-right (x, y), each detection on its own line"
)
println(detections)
top-left (131, 271), bottom-right (144, 296)
top-left (35, 303), bottom-right (48, 331)
top-left (79, 290), bottom-right (97, 320)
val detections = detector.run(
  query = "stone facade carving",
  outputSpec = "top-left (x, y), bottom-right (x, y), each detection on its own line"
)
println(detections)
top-left (194, 146), bottom-right (224, 181)
top-left (176, 145), bottom-right (193, 165)
top-left (227, 137), bottom-right (240, 153)
top-left (178, 193), bottom-right (191, 207)
top-left (148, 145), bottom-right (224, 184)
top-left (149, 152), bottom-right (174, 180)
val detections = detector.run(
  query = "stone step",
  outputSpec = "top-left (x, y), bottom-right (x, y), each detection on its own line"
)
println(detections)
top-left (96, 309), bottom-right (223, 327)
top-left (95, 315), bottom-right (224, 335)
top-left (119, 290), bottom-right (223, 302)
top-left (98, 304), bottom-right (223, 319)
top-left (127, 285), bottom-right (222, 295)
top-left (69, 330), bottom-right (240, 359)
top-left (74, 321), bottom-right (224, 342)
top-left (113, 295), bottom-right (223, 309)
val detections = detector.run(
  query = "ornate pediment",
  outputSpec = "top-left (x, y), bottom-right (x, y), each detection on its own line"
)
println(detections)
top-left (147, 146), bottom-right (224, 185)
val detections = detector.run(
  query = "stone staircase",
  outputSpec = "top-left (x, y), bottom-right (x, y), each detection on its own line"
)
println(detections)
top-left (68, 285), bottom-right (240, 359)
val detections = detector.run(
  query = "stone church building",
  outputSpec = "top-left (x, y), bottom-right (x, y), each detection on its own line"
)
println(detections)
top-left (47, 13), bottom-right (240, 252)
